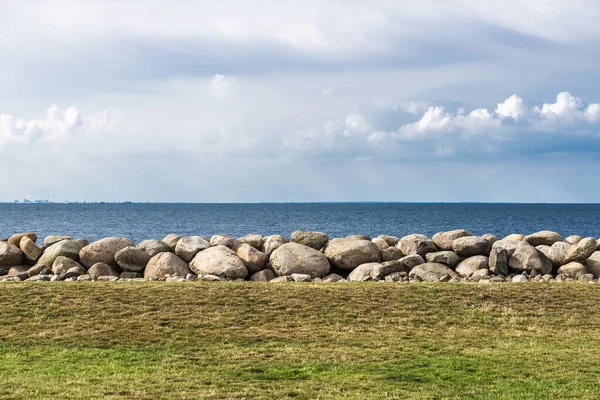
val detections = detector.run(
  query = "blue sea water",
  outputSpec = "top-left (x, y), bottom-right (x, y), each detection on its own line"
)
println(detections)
top-left (1, 203), bottom-right (599, 243)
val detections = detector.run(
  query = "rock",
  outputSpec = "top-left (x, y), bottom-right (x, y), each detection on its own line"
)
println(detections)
top-left (52, 256), bottom-right (83, 275)
top-left (19, 236), bottom-right (42, 264)
top-left (324, 238), bottom-right (380, 270)
top-left (115, 246), bottom-right (151, 272)
top-left (97, 275), bottom-right (119, 281)
top-left (144, 253), bottom-right (191, 279)
top-left (508, 243), bottom-right (552, 274)
top-left (503, 233), bottom-right (524, 241)
top-left (425, 251), bottom-right (459, 267)
top-left (524, 230), bottom-right (562, 246)
top-left (162, 234), bottom-right (182, 251)
top-left (564, 237), bottom-right (597, 263)
top-left (190, 245), bottom-right (247, 280)
top-left (79, 237), bottom-right (134, 269)
top-left (291, 273), bottom-right (312, 282)
top-left (175, 236), bottom-right (211, 262)
top-left (269, 242), bottom-right (330, 277)
top-left (210, 235), bottom-right (238, 249)
top-left (322, 273), bottom-right (345, 282)
top-left (87, 262), bottom-right (120, 279)
top-left (270, 276), bottom-right (294, 283)
top-left (236, 244), bottom-right (268, 274)
top-left (380, 247), bottom-right (404, 262)
top-left (377, 235), bottom-right (399, 246)
top-left (62, 265), bottom-right (87, 279)
top-left (384, 272), bottom-right (407, 282)
top-left (371, 255), bottom-right (424, 279)
top-left (202, 274), bottom-right (224, 282)
top-left (0, 275), bottom-right (21, 281)
top-left (584, 251), bottom-right (600, 278)
top-left (0, 242), bottom-right (24, 272)
top-left (371, 237), bottom-right (389, 250)
top-left (291, 230), bottom-right (329, 250)
top-left (488, 247), bottom-right (509, 275)
top-left (77, 274), bottom-right (92, 281)
top-left (452, 236), bottom-right (489, 257)
top-left (512, 274), bottom-right (530, 282)
top-left (249, 269), bottom-right (276, 282)
top-left (186, 273), bottom-right (197, 281)
top-left (579, 273), bottom-right (594, 282)
top-left (397, 234), bottom-right (437, 257)
top-left (238, 234), bottom-right (263, 250)
top-left (120, 271), bottom-right (142, 279)
top-left (491, 239), bottom-right (524, 258)
top-left (536, 243), bottom-right (569, 266)
top-left (565, 235), bottom-right (582, 245)
top-left (28, 264), bottom-right (51, 276)
top-left (408, 262), bottom-right (458, 282)
top-left (456, 256), bottom-right (489, 278)
top-left (26, 275), bottom-right (51, 281)
top-left (8, 265), bottom-right (29, 275)
top-left (481, 234), bottom-right (498, 248)
top-left (346, 235), bottom-right (371, 241)
top-left (8, 232), bottom-right (37, 247)
top-left (471, 268), bottom-right (490, 280)
top-left (432, 229), bottom-right (473, 251)
top-left (43, 235), bottom-right (72, 247)
top-left (76, 238), bottom-right (90, 247)
top-left (138, 240), bottom-right (172, 257)
top-left (37, 240), bottom-right (82, 268)
top-left (557, 262), bottom-right (587, 278)
top-left (348, 263), bottom-right (381, 281)
top-left (262, 235), bottom-right (288, 256)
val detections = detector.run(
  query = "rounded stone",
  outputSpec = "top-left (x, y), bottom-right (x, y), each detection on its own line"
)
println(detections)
top-left (324, 238), bottom-right (381, 270)
top-left (190, 245), bottom-right (248, 279)
top-left (236, 243), bottom-right (268, 274)
top-left (269, 242), bottom-right (330, 278)
top-left (80, 237), bottom-right (135, 269)
top-left (452, 236), bottom-right (489, 257)
top-left (37, 240), bottom-right (83, 268)
top-left (115, 246), bottom-right (152, 272)
top-left (144, 253), bottom-right (191, 279)
top-left (291, 230), bottom-right (329, 250)
top-left (138, 240), bottom-right (172, 257)
top-left (432, 229), bottom-right (473, 251)
top-left (175, 236), bottom-right (211, 262)
top-left (88, 262), bottom-right (120, 279)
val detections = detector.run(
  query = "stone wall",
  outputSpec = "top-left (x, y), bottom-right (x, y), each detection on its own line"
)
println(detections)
top-left (1, 230), bottom-right (600, 283)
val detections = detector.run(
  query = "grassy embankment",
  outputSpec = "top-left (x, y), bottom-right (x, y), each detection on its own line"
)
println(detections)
top-left (1, 282), bottom-right (600, 399)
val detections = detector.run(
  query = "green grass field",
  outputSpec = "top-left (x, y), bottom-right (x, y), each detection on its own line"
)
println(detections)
top-left (1, 282), bottom-right (599, 399)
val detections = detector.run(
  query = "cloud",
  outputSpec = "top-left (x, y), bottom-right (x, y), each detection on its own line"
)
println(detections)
top-left (496, 94), bottom-right (526, 119)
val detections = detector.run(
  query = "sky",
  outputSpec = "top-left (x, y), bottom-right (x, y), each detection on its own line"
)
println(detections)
top-left (1, 0), bottom-right (600, 203)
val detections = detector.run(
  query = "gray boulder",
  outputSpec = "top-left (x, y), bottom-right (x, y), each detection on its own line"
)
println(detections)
top-left (43, 235), bottom-right (72, 247)
top-left (380, 247), bottom-right (404, 262)
top-left (452, 236), bottom-right (489, 257)
top-left (138, 240), bottom-right (171, 257)
top-left (409, 262), bottom-right (458, 282)
top-left (524, 230), bottom-right (562, 246)
top-left (481, 234), bottom-right (498, 248)
top-left (19, 236), bottom-right (42, 264)
top-left (503, 233), bottom-right (525, 241)
top-left (162, 234), bottom-right (181, 251)
top-left (52, 256), bottom-right (83, 275)
top-left (238, 234), bottom-right (263, 250)
top-left (190, 245), bottom-right (248, 279)
top-left (28, 264), bottom-right (51, 276)
top-left (456, 256), bottom-right (489, 278)
top-left (372, 254), bottom-right (424, 279)
top-left (536, 242), bottom-right (569, 266)
top-left (62, 265), bottom-right (87, 279)
top-left (37, 240), bottom-right (82, 268)
top-left (249, 269), bottom-right (276, 282)
top-left (88, 262), bottom-right (120, 279)
top-left (324, 238), bottom-right (380, 270)
top-left (291, 230), bottom-right (329, 250)
top-left (557, 262), bottom-right (587, 278)
top-left (348, 263), bottom-right (381, 281)
top-left (508, 243), bottom-right (552, 274)
top-left (346, 235), bottom-right (371, 241)
top-left (564, 237), bottom-right (597, 263)
top-left (491, 239), bottom-right (524, 258)
top-left (236, 243), bottom-right (268, 273)
top-left (377, 235), bottom-right (399, 246)
top-left (80, 237), bottom-right (134, 269)
top-left (291, 273), bottom-right (313, 282)
top-left (269, 242), bottom-right (330, 277)
top-left (432, 229), bottom-right (473, 251)
top-left (584, 251), bottom-right (600, 278)
top-left (144, 253), bottom-right (191, 279)
top-left (371, 237), bottom-right (389, 250)
top-left (425, 251), bottom-right (459, 267)
top-left (209, 235), bottom-right (239, 249)
top-left (397, 234), bottom-right (437, 257)
top-left (0, 242), bottom-right (24, 273)
top-left (488, 247), bottom-right (509, 275)
top-left (322, 273), bottom-right (345, 282)
top-left (175, 236), bottom-right (210, 262)
top-left (115, 246), bottom-right (151, 272)
top-left (565, 235), bottom-right (582, 245)
top-left (262, 235), bottom-right (288, 256)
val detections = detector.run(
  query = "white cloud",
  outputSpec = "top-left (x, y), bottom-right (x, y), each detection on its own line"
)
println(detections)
top-left (496, 94), bottom-right (526, 119)
top-left (210, 74), bottom-right (233, 98)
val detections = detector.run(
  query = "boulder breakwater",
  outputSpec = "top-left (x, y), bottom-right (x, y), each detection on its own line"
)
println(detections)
top-left (1, 230), bottom-right (600, 283)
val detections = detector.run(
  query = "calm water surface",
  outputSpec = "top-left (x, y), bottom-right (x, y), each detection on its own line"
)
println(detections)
top-left (1, 203), bottom-right (599, 243)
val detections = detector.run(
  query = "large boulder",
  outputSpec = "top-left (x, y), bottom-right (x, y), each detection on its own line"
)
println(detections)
top-left (115, 246), bottom-right (151, 272)
top-left (524, 230), bottom-right (562, 247)
top-left (37, 240), bottom-right (82, 268)
top-left (249, 269), bottom-right (276, 282)
top-left (409, 262), bottom-right (458, 282)
top-left (536, 243), bottom-right (569, 266)
top-left (43, 235), bottom-right (72, 247)
top-left (556, 262), bottom-right (587, 279)
top-left (380, 247), bottom-right (404, 262)
top-left (584, 251), bottom-right (600, 278)
top-left (175, 236), bottom-right (210, 262)
top-left (565, 235), bottom-right (582, 245)
top-left (19, 236), bottom-right (42, 264)
top-left (138, 240), bottom-right (171, 257)
top-left (371, 238), bottom-right (389, 250)
top-left (238, 234), bottom-right (263, 250)
top-left (456, 256), bottom-right (489, 278)
top-left (397, 234), bottom-right (437, 257)
top-left (488, 247), bottom-right (508, 275)
top-left (432, 229), bottom-right (473, 251)
top-left (564, 237), bottom-right (597, 263)
top-left (236, 243), bottom-right (268, 273)
top-left (372, 254), bottom-right (424, 279)
top-left (209, 235), bottom-right (238, 249)
top-left (144, 253), bottom-right (191, 279)
top-left (348, 263), bottom-right (381, 281)
top-left (425, 251), bottom-right (459, 267)
top-left (262, 235), bottom-right (288, 256)
top-left (88, 262), bottom-right (120, 279)
top-left (377, 235), bottom-right (399, 246)
top-left (79, 237), bottom-right (134, 269)
top-left (508, 243), bottom-right (552, 274)
top-left (491, 240), bottom-right (524, 258)
top-left (503, 234), bottom-right (524, 241)
top-left (452, 236), bottom-right (489, 257)
top-left (162, 234), bottom-right (181, 251)
top-left (8, 232), bottom-right (37, 247)
top-left (269, 242), bottom-right (330, 278)
top-left (0, 242), bottom-right (24, 273)
top-left (291, 230), bottom-right (329, 250)
top-left (324, 238), bottom-right (380, 270)
top-left (190, 245), bottom-right (248, 279)
top-left (52, 256), bottom-right (83, 275)
top-left (481, 234), bottom-right (498, 248)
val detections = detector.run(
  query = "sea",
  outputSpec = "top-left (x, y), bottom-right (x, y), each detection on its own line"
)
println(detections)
top-left (1, 203), bottom-right (599, 243)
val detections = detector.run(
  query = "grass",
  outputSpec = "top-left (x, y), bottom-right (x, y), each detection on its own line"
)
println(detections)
top-left (1, 282), bottom-right (600, 399)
